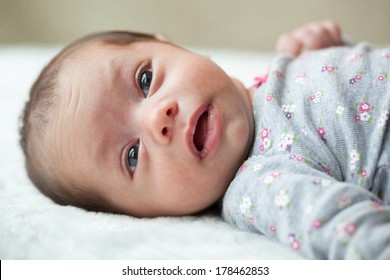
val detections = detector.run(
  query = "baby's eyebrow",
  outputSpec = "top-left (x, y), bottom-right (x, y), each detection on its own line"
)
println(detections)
top-left (105, 56), bottom-right (122, 84)
top-left (107, 55), bottom-right (141, 103)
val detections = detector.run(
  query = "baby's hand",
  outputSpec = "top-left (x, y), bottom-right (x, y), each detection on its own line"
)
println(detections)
top-left (276, 20), bottom-right (342, 56)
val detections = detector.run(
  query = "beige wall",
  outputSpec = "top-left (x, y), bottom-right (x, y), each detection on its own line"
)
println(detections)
top-left (1, 0), bottom-right (389, 50)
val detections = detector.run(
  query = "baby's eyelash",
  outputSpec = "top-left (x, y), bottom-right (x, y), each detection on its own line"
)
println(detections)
top-left (136, 62), bottom-right (151, 88)
top-left (139, 70), bottom-right (153, 97)
top-left (127, 143), bottom-right (139, 173)
top-left (121, 141), bottom-right (138, 176)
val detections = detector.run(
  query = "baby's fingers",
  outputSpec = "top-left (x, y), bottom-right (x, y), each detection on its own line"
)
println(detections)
top-left (322, 20), bottom-right (342, 46)
top-left (276, 20), bottom-right (342, 56)
top-left (276, 33), bottom-right (303, 56)
top-left (299, 20), bottom-right (342, 48)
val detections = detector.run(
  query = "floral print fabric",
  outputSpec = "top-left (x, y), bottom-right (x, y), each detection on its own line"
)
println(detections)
top-left (222, 43), bottom-right (390, 259)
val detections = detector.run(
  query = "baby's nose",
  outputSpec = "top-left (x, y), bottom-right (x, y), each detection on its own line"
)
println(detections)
top-left (149, 100), bottom-right (178, 144)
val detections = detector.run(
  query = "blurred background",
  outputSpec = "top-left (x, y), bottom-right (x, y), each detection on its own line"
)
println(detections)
top-left (1, 0), bottom-right (389, 50)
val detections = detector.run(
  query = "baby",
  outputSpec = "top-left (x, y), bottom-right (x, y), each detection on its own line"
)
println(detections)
top-left (20, 21), bottom-right (390, 259)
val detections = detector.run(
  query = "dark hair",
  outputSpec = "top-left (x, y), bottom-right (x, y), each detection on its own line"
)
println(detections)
top-left (20, 31), bottom-right (158, 212)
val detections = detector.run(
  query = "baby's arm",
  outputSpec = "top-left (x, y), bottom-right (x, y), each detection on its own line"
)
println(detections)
top-left (276, 20), bottom-right (342, 56)
top-left (222, 155), bottom-right (390, 259)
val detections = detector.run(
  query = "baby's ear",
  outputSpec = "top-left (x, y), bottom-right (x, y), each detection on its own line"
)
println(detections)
top-left (154, 33), bottom-right (169, 42)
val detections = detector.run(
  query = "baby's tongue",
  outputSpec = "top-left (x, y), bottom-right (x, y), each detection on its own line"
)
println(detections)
top-left (194, 111), bottom-right (208, 152)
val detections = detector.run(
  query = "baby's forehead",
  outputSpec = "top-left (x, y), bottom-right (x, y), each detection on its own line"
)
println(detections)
top-left (56, 38), bottom-right (176, 103)
top-left (60, 42), bottom-right (145, 80)
top-left (59, 43), bottom-right (120, 80)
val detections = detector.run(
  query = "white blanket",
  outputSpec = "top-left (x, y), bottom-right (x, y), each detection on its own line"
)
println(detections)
top-left (0, 45), bottom-right (303, 259)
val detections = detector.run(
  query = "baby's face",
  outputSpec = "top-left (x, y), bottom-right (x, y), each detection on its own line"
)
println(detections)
top-left (48, 40), bottom-right (254, 216)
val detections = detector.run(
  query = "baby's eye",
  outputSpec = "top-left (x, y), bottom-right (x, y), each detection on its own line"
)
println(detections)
top-left (140, 70), bottom-right (153, 96)
top-left (127, 143), bottom-right (139, 172)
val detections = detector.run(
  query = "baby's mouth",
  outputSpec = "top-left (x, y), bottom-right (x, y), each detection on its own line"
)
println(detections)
top-left (193, 110), bottom-right (209, 152)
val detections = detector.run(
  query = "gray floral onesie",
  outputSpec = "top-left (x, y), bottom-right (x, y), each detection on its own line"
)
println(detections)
top-left (222, 43), bottom-right (390, 259)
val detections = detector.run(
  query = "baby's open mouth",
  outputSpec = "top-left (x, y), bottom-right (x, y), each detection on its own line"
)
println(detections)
top-left (193, 110), bottom-right (209, 152)
top-left (188, 104), bottom-right (220, 159)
